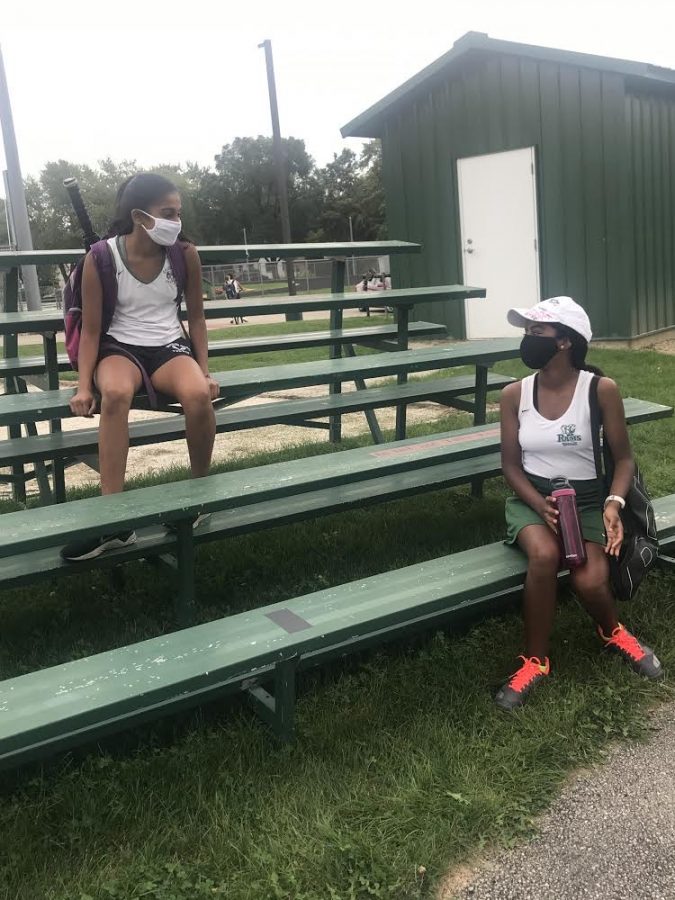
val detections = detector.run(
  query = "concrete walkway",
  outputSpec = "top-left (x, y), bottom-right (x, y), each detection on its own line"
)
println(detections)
top-left (450, 701), bottom-right (675, 900)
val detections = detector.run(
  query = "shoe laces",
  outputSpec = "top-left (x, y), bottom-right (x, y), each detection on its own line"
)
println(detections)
top-left (508, 655), bottom-right (549, 693)
top-left (600, 624), bottom-right (646, 662)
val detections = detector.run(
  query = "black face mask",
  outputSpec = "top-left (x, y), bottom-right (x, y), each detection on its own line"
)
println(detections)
top-left (520, 334), bottom-right (560, 370)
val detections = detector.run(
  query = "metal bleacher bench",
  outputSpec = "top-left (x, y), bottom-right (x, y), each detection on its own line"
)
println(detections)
top-left (1, 493), bottom-right (673, 768)
top-left (0, 321), bottom-right (448, 379)
top-left (0, 397), bottom-right (669, 622)
top-left (0, 271), bottom-right (486, 501)
top-left (0, 338), bottom-right (522, 503)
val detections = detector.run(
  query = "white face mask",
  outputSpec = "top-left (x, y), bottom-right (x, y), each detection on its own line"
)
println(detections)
top-left (138, 211), bottom-right (182, 246)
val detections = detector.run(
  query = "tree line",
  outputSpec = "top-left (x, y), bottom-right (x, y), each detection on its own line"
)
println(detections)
top-left (20, 137), bottom-right (386, 251)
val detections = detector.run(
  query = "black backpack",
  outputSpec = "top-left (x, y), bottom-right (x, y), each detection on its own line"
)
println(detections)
top-left (589, 376), bottom-right (658, 601)
top-left (225, 280), bottom-right (239, 300)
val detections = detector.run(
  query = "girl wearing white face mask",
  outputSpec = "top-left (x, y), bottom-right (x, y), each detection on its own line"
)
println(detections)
top-left (63, 173), bottom-right (218, 562)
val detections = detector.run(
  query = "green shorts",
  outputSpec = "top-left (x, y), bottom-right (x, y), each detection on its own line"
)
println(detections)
top-left (505, 473), bottom-right (606, 547)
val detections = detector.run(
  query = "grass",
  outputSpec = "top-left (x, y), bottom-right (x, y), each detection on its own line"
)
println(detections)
top-left (0, 347), bottom-right (674, 899)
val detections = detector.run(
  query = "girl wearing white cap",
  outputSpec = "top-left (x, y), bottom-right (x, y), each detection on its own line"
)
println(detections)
top-left (495, 297), bottom-right (662, 711)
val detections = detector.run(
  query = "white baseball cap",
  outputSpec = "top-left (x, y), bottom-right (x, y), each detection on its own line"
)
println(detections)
top-left (507, 296), bottom-right (592, 343)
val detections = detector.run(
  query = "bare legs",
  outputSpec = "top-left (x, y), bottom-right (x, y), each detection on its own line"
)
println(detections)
top-left (150, 356), bottom-right (216, 478)
top-left (95, 356), bottom-right (142, 495)
top-left (95, 354), bottom-right (216, 495)
top-left (517, 525), bottom-right (619, 658)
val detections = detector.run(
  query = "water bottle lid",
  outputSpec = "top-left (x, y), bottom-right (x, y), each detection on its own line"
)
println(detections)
top-left (551, 476), bottom-right (571, 490)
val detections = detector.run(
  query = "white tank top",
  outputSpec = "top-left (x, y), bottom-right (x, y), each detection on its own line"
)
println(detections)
top-left (518, 370), bottom-right (597, 481)
top-left (106, 237), bottom-right (183, 346)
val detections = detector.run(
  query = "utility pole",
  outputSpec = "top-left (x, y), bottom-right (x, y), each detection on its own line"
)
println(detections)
top-left (0, 46), bottom-right (41, 310)
top-left (258, 38), bottom-right (301, 321)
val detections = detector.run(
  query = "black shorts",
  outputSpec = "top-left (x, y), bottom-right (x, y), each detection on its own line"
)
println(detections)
top-left (98, 336), bottom-right (194, 378)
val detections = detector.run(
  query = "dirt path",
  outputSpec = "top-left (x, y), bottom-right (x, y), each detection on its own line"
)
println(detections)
top-left (441, 701), bottom-right (675, 900)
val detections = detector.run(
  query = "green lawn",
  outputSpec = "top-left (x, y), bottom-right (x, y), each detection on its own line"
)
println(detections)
top-left (0, 347), bottom-right (673, 900)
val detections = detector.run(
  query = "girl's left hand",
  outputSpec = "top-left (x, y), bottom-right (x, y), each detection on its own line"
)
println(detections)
top-left (206, 375), bottom-right (219, 401)
top-left (603, 504), bottom-right (624, 557)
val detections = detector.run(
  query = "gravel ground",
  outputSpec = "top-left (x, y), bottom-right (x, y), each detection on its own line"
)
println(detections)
top-left (447, 701), bottom-right (675, 900)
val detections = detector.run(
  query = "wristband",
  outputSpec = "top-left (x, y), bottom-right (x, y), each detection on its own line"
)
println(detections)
top-left (604, 495), bottom-right (626, 510)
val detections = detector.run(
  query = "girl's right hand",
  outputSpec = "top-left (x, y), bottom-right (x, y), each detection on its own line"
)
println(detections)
top-left (538, 496), bottom-right (559, 533)
top-left (70, 387), bottom-right (97, 417)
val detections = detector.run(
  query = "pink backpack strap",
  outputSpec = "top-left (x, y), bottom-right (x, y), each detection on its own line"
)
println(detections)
top-left (167, 241), bottom-right (188, 300)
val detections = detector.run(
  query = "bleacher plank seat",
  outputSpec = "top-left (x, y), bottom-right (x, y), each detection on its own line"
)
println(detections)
top-left (0, 399), bottom-right (670, 613)
top-left (0, 339), bottom-right (521, 426)
top-left (1, 494), bottom-right (673, 768)
top-left (0, 321), bottom-right (447, 378)
top-left (0, 372), bottom-right (515, 468)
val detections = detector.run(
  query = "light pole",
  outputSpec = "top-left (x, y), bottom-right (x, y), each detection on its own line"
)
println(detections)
top-left (258, 38), bottom-right (301, 321)
top-left (0, 46), bottom-right (41, 310)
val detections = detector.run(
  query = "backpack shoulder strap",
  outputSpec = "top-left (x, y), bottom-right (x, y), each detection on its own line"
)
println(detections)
top-left (88, 239), bottom-right (118, 333)
top-left (589, 374), bottom-right (604, 479)
top-left (167, 241), bottom-right (188, 300)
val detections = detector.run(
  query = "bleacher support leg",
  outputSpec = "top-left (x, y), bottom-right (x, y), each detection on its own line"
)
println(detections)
top-left (174, 519), bottom-right (196, 626)
top-left (245, 654), bottom-right (298, 743)
top-left (43, 332), bottom-right (66, 503)
top-left (342, 343), bottom-right (384, 444)
top-left (329, 259), bottom-right (346, 444)
top-left (11, 377), bottom-right (53, 503)
top-left (395, 305), bottom-right (410, 440)
top-left (471, 365), bottom-right (490, 499)
top-left (3, 269), bottom-right (26, 504)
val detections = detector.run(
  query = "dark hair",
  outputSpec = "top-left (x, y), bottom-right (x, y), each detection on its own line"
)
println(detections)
top-left (555, 324), bottom-right (604, 376)
top-left (106, 173), bottom-right (189, 240)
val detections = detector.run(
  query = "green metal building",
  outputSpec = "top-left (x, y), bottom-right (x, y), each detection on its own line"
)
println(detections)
top-left (342, 32), bottom-right (675, 342)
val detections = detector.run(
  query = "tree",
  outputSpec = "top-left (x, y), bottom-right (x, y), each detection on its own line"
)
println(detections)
top-left (211, 136), bottom-right (322, 244)
top-left (307, 142), bottom-right (387, 243)
top-left (357, 141), bottom-right (387, 241)
top-left (25, 159), bottom-right (137, 250)
top-left (25, 159), bottom-right (211, 249)
top-left (20, 138), bottom-right (387, 252)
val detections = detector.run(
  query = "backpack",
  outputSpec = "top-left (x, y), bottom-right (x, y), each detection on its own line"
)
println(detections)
top-left (589, 375), bottom-right (658, 601)
top-left (63, 239), bottom-right (188, 402)
top-left (224, 279), bottom-right (239, 300)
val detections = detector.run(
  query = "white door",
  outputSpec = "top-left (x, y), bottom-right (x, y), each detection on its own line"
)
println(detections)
top-left (457, 147), bottom-right (541, 339)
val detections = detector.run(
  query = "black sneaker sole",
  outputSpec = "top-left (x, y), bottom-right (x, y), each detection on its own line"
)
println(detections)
top-left (62, 532), bottom-right (138, 562)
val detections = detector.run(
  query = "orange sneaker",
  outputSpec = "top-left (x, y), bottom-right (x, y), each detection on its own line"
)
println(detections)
top-left (598, 624), bottom-right (664, 680)
top-left (495, 655), bottom-right (550, 711)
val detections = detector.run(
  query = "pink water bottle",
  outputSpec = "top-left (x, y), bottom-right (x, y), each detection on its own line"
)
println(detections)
top-left (550, 477), bottom-right (587, 569)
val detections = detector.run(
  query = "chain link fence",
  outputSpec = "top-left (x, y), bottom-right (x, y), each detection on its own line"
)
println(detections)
top-left (0, 254), bottom-right (393, 311)
top-left (202, 255), bottom-right (391, 299)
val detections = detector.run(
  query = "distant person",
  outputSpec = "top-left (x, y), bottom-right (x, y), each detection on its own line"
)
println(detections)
top-left (356, 269), bottom-right (377, 314)
top-left (225, 272), bottom-right (246, 324)
top-left (62, 172), bottom-right (218, 562)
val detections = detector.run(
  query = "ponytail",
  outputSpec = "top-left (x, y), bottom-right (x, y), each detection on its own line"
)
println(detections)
top-left (556, 325), bottom-right (604, 377)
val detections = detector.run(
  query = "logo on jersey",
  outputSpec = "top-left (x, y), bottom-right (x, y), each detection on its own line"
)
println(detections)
top-left (166, 268), bottom-right (176, 286)
top-left (557, 423), bottom-right (582, 444)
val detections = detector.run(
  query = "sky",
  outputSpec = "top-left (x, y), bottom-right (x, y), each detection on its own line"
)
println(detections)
top-left (2, 0), bottom-right (675, 186)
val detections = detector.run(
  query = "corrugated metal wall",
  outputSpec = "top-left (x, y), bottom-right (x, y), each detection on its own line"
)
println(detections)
top-left (626, 88), bottom-right (675, 336)
top-left (380, 53), bottom-right (638, 339)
